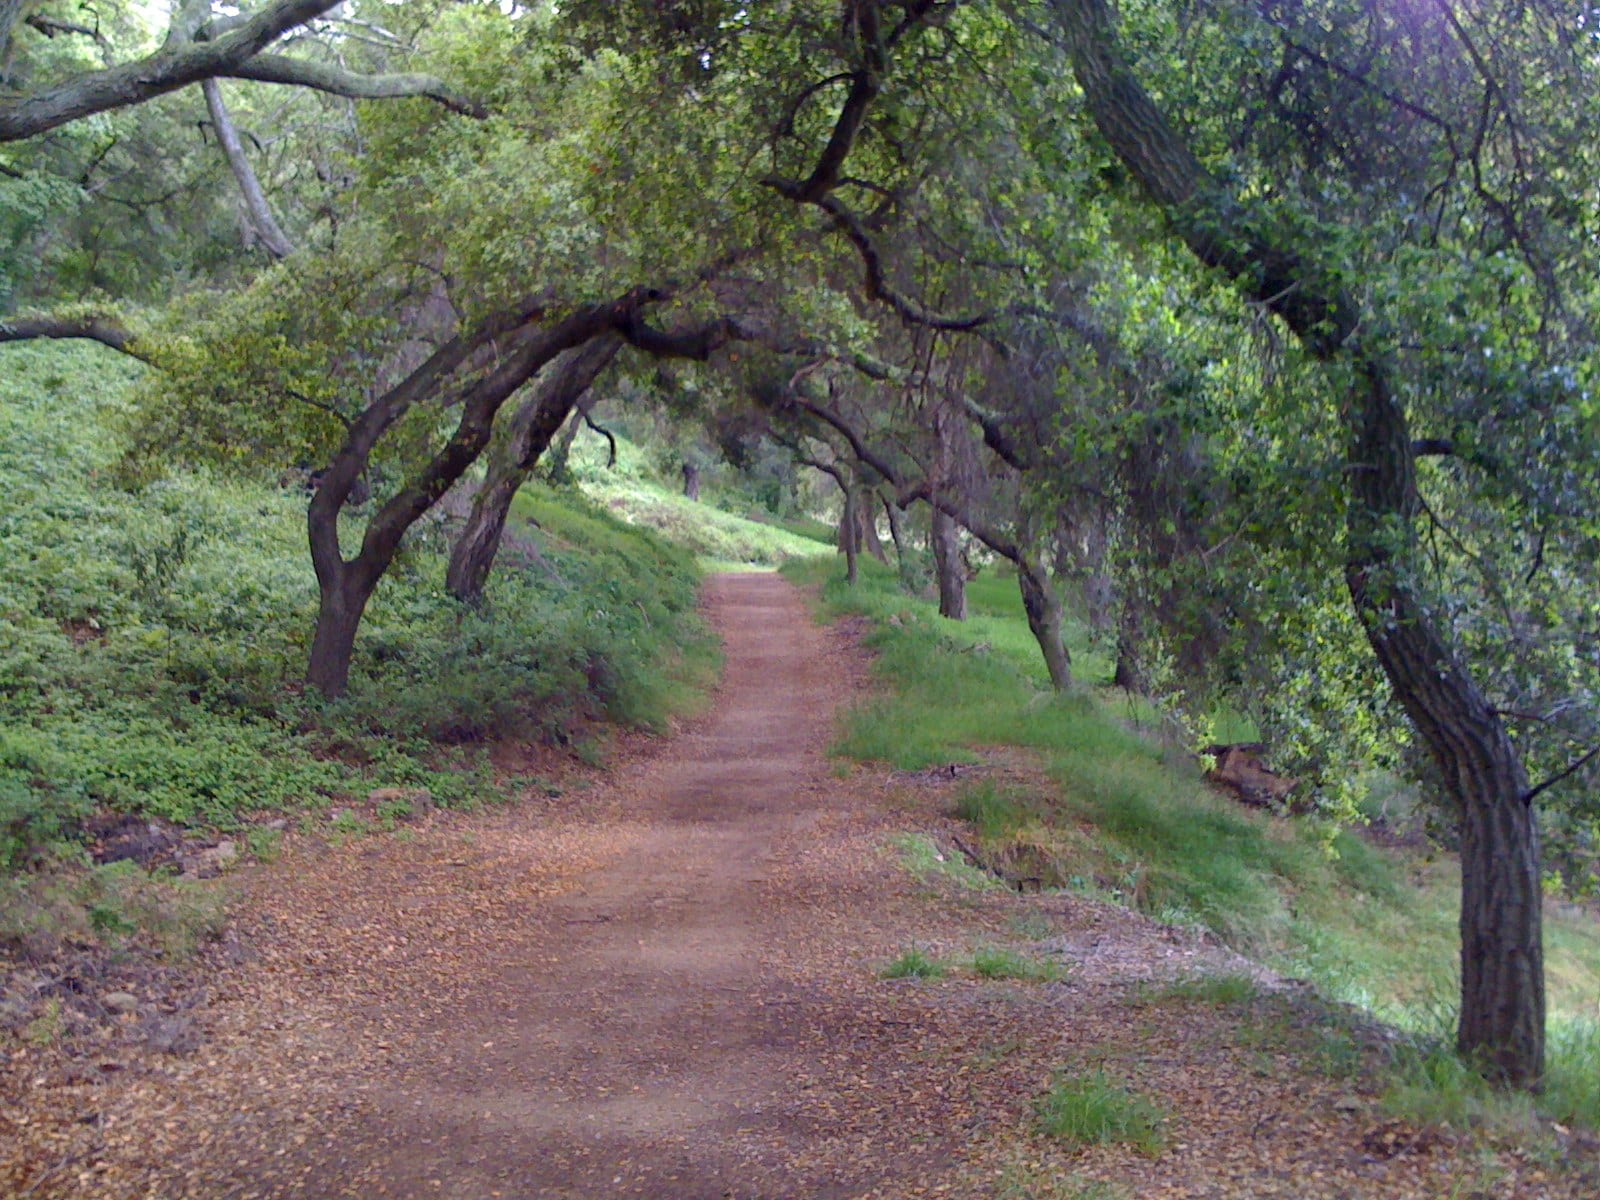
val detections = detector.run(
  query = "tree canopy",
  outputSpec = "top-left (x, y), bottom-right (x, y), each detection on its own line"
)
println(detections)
top-left (6, 0), bottom-right (1600, 1091)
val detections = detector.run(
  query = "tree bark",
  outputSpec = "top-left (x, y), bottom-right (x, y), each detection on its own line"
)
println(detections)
top-left (839, 483), bottom-right (860, 585)
top-left (682, 462), bottom-right (701, 500)
top-left (1049, 0), bottom-right (1544, 1085)
top-left (858, 494), bottom-right (888, 563)
top-left (0, 0), bottom-right (486, 143)
top-left (0, 313), bottom-right (148, 358)
top-left (446, 336), bottom-right (619, 605)
top-left (201, 78), bottom-right (294, 258)
top-left (883, 495), bottom-right (914, 586)
top-left (0, 0), bottom-right (341, 141)
top-left (0, 0), bottom-right (24, 85)
top-left (307, 301), bottom-right (615, 698)
top-left (931, 506), bottom-right (967, 620)
top-left (305, 289), bottom-right (747, 698)
top-left (1019, 559), bottom-right (1072, 693)
top-left (1112, 603), bottom-right (1146, 693)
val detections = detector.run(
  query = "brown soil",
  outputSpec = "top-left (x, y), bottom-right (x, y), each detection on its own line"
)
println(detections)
top-left (3, 573), bottom-right (1594, 1199)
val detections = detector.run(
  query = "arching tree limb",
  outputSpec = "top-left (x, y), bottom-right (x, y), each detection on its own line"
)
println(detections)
top-left (0, 313), bottom-right (150, 360)
top-left (0, 0), bottom-right (487, 143)
top-left (223, 55), bottom-right (487, 118)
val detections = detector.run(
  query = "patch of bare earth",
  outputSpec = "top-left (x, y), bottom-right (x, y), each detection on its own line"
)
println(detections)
top-left (3, 573), bottom-right (1593, 1198)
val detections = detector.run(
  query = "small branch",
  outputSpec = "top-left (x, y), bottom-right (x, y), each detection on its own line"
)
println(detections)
top-left (284, 387), bottom-right (352, 430)
top-left (25, 13), bottom-right (113, 56)
top-left (582, 412), bottom-right (617, 468)
top-left (1523, 744), bottom-right (1600, 806)
top-left (764, 180), bottom-right (990, 331)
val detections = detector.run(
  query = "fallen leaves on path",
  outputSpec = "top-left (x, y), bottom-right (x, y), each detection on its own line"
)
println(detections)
top-left (3, 574), bottom-right (1593, 1199)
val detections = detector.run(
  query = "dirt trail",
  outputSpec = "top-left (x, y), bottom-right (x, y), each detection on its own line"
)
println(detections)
top-left (7, 573), bottom-right (1594, 1199)
top-left (325, 572), bottom-right (877, 1197)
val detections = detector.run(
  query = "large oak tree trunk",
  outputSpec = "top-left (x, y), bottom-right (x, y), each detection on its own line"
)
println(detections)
top-left (304, 565), bottom-right (375, 699)
top-left (446, 337), bottom-right (619, 605)
top-left (1051, 0), bottom-right (1544, 1085)
top-left (931, 506), bottom-right (967, 620)
top-left (1345, 367), bottom-right (1543, 1083)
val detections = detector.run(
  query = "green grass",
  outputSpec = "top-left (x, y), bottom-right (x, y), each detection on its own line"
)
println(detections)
top-left (0, 342), bottom-right (716, 874)
top-left (892, 832), bottom-right (1004, 892)
top-left (882, 945), bottom-right (947, 979)
top-left (972, 945), bottom-right (1068, 982)
top-left (1137, 972), bottom-right (1259, 1007)
top-left (1, 857), bottom-right (226, 960)
top-left (785, 553), bottom-right (1600, 1129)
top-left (565, 431), bottom-right (837, 569)
top-left (1035, 1071), bottom-right (1166, 1154)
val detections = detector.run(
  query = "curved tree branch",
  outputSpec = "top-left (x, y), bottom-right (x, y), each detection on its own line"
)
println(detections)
top-left (0, 0), bottom-right (488, 142)
top-left (0, 0), bottom-right (342, 141)
top-left (224, 54), bottom-right (488, 118)
top-left (0, 313), bottom-right (150, 361)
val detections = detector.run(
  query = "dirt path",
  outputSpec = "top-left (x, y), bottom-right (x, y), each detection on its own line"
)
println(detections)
top-left (307, 571), bottom-right (885, 1198)
top-left (6, 573), bottom-right (1594, 1199)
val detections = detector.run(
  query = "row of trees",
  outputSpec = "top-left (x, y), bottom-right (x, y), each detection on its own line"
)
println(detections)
top-left (6, 0), bottom-right (1598, 1090)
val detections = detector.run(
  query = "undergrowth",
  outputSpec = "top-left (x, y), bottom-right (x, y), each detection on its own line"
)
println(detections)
top-left (1035, 1071), bottom-right (1166, 1154)
top-left (785, 554), bottom-right (1600, 1132)
top-left (0, 342), bottom-right (716, 871)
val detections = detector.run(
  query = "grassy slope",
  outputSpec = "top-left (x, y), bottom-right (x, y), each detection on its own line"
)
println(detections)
top-left (0, 343), bottom-right (715, 866)
top-left (783, 554), bottom-right (1600, 1125)
top-left (560, 430), bottom-right (837, 571)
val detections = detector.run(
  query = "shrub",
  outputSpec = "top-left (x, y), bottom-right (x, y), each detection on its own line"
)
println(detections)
top-left (1035, 1071), bottom-right (1166, 1154)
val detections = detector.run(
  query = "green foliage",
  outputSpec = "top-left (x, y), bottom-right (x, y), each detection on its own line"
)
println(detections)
top-left (1137, 973), bottom-right (1259, 1007)
top-left (566, 431), bottom-right (836, 568)
top-left (881, 945), bottom-right (947, 980)
top-left (788, 553), bottom-right (1600, 1115)
top-left (0, 858), bottom-right (226, 961)
top-left (890, 832), bottom-right (1005, 892)
top-left (953, 783), bottom-right (1037, 841)
top-left (971, 945), bottom-right (1067, 983)
top-left (0, 343), bottom-right (712, 865)
top-left (789, 556), bottom-right (1399, 957)
top-left (1034, 1071), bottom-right (1166, 1154)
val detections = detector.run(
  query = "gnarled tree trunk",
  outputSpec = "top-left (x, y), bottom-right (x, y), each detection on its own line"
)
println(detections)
top-left (839, 483), bottom-right (860, 585)
top-left (306, 298), bottom-right (630, 698)
top-left (446, 336), bottom-right (619, 605)
top-left (1050, 0), bottom-right (1543, 1085)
